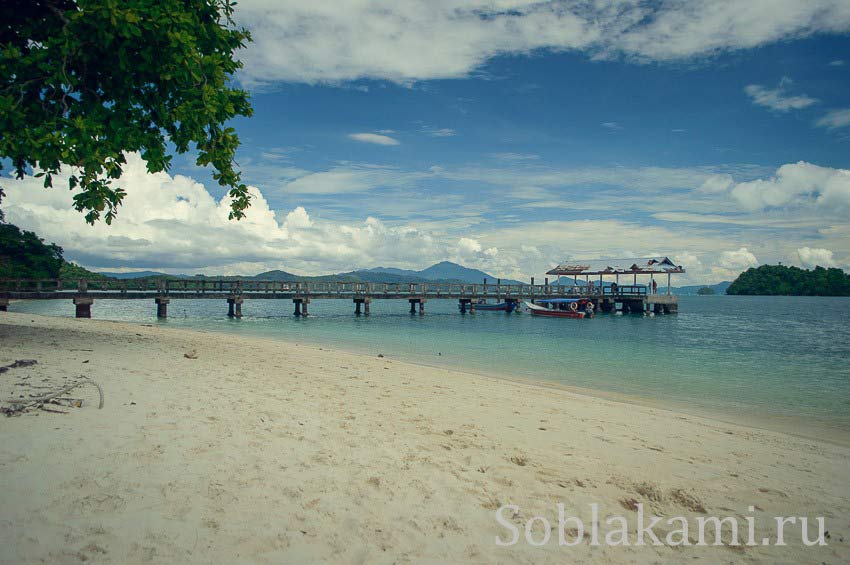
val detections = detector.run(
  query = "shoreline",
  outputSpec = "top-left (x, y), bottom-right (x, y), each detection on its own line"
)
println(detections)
top-left (7, 307), bottom-right (850, 447)
top-left (2, 312), bottom-right (849, 562)
top-left (326, 345), bottom-right (850, 449)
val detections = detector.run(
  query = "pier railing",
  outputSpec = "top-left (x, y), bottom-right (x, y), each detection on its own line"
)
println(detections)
top-left (0, 278), bottom-right (676, 317)
top-left (602, 285), bottom-right (648, 296)
top-left (0, 278), bottom-right (660, 300)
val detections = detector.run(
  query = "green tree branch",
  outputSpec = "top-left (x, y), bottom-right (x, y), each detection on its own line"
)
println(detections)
top-left (0, 0), bottom-right (253, 224)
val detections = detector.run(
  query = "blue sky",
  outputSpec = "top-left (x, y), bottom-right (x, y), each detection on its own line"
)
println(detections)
top-left (6, 1), bottom-right (850, 282)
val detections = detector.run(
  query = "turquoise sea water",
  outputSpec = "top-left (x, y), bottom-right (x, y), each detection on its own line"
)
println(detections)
top-left (9, 296), bottom-right (850, 440)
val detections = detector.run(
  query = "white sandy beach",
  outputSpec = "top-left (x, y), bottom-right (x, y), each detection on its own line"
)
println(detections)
top-left (1, 312), bottom-right (848, 563)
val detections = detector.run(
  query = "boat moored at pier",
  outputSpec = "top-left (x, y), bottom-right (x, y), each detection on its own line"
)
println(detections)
top-left (525, 298), bottom-right (594, 319)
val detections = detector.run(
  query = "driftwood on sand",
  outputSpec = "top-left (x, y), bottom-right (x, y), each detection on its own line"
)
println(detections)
top-left (2, 377), bottom-right (104, 415)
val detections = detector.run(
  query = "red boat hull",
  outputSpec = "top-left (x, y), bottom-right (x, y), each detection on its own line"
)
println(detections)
top-left (529, 309), bottom-right (586, 319)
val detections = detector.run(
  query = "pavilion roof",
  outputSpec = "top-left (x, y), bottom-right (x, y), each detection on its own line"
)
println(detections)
top-left (546, 256), bottom-right (685, 276)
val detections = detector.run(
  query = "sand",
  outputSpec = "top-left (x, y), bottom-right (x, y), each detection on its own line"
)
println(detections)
top-left (1, 312), bottom-right (848, 563)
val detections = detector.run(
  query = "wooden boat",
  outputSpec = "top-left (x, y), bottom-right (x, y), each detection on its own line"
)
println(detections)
top-left (472, 301), bottom-right (511, 311)
top-left (524, 299), bottom-right (594, 319)
top-left (461, 299), bottom-right (518, 312)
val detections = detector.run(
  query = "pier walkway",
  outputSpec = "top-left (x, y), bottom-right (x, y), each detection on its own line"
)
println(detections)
top-left (0, 278), bottom-right (677, 318)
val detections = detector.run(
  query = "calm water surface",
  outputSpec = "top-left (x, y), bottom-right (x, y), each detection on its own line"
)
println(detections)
top-left (10, 295), bottom-right (850, 440)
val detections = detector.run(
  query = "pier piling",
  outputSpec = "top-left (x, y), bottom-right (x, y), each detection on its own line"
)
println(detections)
top-left (0, 297), bottom-right (8, 312)
top-left (155, 297), bottom-right (170, 319)
top-left (408, 298), bottom-right (425, 315)
top-left (227, 296), bottom-right (243, 318)
top-left (354, 298), bottom-right (371, 315)
top-left (293, 297), bottom-right (310, 317)
top-left (73, 296), bottom-right (93, 318)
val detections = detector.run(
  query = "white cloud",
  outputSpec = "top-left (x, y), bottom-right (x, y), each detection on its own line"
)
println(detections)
top-left (348, 132), bottom-right (400, 146)
top-left (601, 121), bottom-right (623, 130)
top-left (797, 247), bottom-right (836, 268)
top-left (456, 237), bottom-right (482, 255)
top-left (422, 127), bottom-right (456, 137)
top-left (282, 164), bottom-right (423, 194)
top-left (452, 237), bottom-right (498, 265)
top-left (4, 153), bottom-right (847, 283)
top-left (697, 174), bottom-right (734, 193)
top-left (816, 108), bottom-right (850, 130)
top-left (717, 247), bottom-right (759, 269)
top-left (829, 59), bottom-right (845, 66)
top-left (489, 153), bottom-right (540, 162)
top-left (744, 82), bottom-right (818, 112)
top-left (730, 161), bottom-right (850, 212)
top-left (441, 163), bottom-right (753, 194)
top-left (235, 1), bottom-right (850, 86)
top-left (1, 154), bottom-right (445, 274)
top-left (704, 247), bottom-right (760, 280)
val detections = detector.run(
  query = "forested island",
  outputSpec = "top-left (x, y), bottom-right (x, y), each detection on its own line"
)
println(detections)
top-left (727, 265), bottom-right (850, 296)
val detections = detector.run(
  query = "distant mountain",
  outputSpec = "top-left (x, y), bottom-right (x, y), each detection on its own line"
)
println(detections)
top-left (97, 270), bottom-right (186, 279)
top-left (251, 270), bottom-right (302, 282)
top-left (553, 276), bottom-right (732, 295)
top-left (553, 276), bottom-right (610, 287)
top-left (60, 262), bottom-right (111, 280)
top-left (675, 281), bottom-right (732, 295)
top-left (94, 261), bottom-right (522, 285)
top-left (360, 266), bottom-right (421, 278)
top-left (319, 262), bottom-right (523, 285)
top-left (416, 261), bottom-right (523, 284)
top-left (332, 268), bottom-right (425, 284)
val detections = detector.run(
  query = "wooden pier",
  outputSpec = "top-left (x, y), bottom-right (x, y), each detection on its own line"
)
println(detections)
top-left (0, 278), bottom-right (677, 318)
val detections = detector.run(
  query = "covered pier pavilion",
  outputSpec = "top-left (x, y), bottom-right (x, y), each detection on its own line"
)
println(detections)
top-left (545, 257), bottom-right (685, 314)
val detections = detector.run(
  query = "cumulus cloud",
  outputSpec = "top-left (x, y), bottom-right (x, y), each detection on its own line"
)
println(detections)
top-left (452, 237), bottom-right (498, 265)
top-left (816, 108), bottom-right (850, 130)
top-left (3, 153), bottom-right (846, 283)
top-left (797, 247), bottom-right (836, 268)
top-left (730, 161), bottom-right (850, 212)
top-left (0, 154), bottom-right (452, 274)
top-left (234, 1), bottom-right (850, 86)
top-left (702, 247), bottom-right (759, 280)
top-left (697, 174), bottom-right (734, 193)
top-left (348, 132), bottom-right (400, 146)
top-left (744, 82), bottom-right (818, 112)
top-left (717, 247), bottom-right (759, 269)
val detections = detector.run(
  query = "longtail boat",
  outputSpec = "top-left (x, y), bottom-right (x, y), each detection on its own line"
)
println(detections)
top-left (462, 300), bottom-right (518, 312)
top-left (524, 298), bottom-right (594, 319)
top-left (473, 301), bottom-right (511, 311)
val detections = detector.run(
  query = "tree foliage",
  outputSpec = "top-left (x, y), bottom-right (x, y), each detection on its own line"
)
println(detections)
top-left (727, 264), bottom-right (850, 296)
top-left (0, 223), bottom-right (64, 278)
top-left (696, 286), bottom-right (716, 295)
top-left (0, 0), bottom-right (253, 224)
